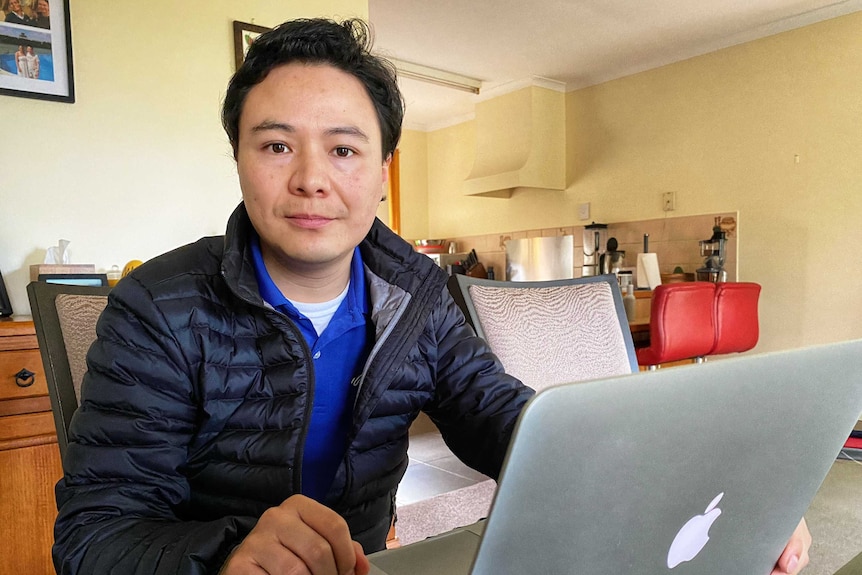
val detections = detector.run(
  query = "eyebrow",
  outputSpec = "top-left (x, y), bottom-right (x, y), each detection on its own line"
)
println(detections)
top-left (325, 126), bottom-right (370, 142)
top-left (251, 120), bottom-right (294, 134)
top-left (250, 121), bottom-right (370, 142)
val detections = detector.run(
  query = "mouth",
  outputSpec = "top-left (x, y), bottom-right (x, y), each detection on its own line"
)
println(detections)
top-left (286, 214), bottom-right (335, 229)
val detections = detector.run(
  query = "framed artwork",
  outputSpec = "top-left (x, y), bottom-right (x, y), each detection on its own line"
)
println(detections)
top-left (233, 20), bottom-right (270, 70)
top-left (0, 0), bottom-right (75, 102)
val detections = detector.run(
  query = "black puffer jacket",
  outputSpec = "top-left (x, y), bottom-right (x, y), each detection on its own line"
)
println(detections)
top-left (53, 203), bottom-right (532, 574)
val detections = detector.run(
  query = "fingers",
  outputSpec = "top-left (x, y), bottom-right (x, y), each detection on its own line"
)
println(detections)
top-left (353, 540), bottom-right (370, 575)
top-left (220, 495), bottom-right (361, 575)
top-left (289, 497), bottom-right (357, 574)
top-left (771, 518), bottom-right (811, 575)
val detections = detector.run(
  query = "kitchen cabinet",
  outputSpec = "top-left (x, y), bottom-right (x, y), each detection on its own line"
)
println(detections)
top-left (0, 317), bottom-right (62, 575)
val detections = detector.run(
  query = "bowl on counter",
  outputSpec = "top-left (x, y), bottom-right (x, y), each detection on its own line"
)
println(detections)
top-left (414, 239), bottom-right (449, 254)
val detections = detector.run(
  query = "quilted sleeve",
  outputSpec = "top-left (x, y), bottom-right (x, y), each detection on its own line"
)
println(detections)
top-left (53, 276), bottom-right (255, 575)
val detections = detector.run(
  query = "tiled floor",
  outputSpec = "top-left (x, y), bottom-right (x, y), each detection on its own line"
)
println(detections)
top-left (397, 431), bottom-right (490, 506)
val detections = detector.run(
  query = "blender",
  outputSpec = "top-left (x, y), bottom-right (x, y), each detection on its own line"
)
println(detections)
top-left (696, 217), bottom-right (727, 282)
top-left (582, 222), bottom-right (608, 277)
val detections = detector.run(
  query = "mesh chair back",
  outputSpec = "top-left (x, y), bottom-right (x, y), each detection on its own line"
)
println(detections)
top-left (55, 294), bottom-right (109, 403)
top-left (27, 281), bottom-right (111, 459)
top-left (448, 274), bottom-right (637, 392)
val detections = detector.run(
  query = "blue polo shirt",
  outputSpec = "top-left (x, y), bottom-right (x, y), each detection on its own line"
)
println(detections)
top-left (250, 235), bottom-right (372, 502)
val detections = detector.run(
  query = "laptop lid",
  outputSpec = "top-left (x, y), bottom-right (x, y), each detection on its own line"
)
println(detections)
top-left (469, 339), bottom-right (862, 574)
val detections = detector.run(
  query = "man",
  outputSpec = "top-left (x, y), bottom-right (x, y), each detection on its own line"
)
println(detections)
top-left (53, 18), bottom-right (529, 575)
top-left (53, 18), bottom-right (810, 575)
top-left (3, 0), bottom-right (32, 25)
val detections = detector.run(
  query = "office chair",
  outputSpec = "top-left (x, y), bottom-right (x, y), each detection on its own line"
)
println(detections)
top-left (27, 281), bottom-right (111, 460)
top-left (447, 273), bottom-right (638, 392)
top-left (708, 282), bottom-right (761, 356)
top-left (636, 282), bottom-right (716, 370)
top-left (396, 275), bottom-right (638, 546)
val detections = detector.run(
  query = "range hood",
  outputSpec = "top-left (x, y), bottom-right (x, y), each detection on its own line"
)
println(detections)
top-left (464, 79), bottom-right (566, 198)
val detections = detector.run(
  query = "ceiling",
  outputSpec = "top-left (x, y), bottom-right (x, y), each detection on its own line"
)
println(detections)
top-left (368, 0), bottom-right (862, 131)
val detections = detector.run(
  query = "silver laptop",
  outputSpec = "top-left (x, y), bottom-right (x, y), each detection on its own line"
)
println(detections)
top-left (369, 339), bottom-right (862, 575)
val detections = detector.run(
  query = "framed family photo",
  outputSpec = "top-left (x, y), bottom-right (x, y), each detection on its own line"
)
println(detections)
top-left (233, 20), bottom-right (270, 70)
top-left (0, 0), bottom-right (74, 102)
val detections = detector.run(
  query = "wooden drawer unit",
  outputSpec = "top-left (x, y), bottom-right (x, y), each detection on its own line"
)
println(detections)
top-left (0, 317), bottom-right (63, 575)
top-left (0, 348), bottom-right (47, 400)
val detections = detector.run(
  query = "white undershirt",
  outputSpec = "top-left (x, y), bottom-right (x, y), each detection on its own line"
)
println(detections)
top-left (289, 282), bottom-right (350, 336)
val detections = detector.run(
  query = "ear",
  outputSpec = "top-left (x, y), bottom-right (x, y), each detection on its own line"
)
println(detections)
top-left (381, 153), bottom-right (392, 185)
top-left (380, 153), bottom-right (392, 202)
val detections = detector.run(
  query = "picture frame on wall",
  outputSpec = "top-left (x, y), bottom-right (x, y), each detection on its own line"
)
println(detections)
top-left (233, 20), bottom-right (270, 71)
top-left (0, 0), bottom-right (75, 103)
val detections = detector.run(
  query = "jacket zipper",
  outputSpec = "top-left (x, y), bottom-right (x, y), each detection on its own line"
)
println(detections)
top-left (222, 267), bottom-right (315, 495)
top-left (290, 317), bottom-right (316, 495)
top-left (351, 294), bottom-right (411, 407)
top-left (262, 308), bottom-right (316, 495)
top-left (336, 293), bottom-right (410, 508)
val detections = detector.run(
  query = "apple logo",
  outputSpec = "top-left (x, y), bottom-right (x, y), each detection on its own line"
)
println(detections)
top-left (667, 492), bottom-right (724, 569)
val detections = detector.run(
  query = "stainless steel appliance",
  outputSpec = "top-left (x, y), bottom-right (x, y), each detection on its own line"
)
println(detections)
top-left (599, 237), bottom-right (625, 275)
top-left (505, 236), bottom-right (574, 281)
top-left (696, 217), bottom-right (727, 282)
top-left (582, 223), bottom-right (608, 277)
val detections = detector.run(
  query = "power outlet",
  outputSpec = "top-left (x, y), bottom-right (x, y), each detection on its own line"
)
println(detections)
top-left (578, 202), bottom-right (590, 220)
top-left (662, 192), bottom-right (676, 212)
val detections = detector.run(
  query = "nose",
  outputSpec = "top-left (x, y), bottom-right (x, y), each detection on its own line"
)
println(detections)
top-left (289, 148), bottom-right (329, 196)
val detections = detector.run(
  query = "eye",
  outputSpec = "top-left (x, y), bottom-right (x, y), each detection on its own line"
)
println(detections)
top-left (334, 146), bottom-right (354, 158)
top-left (268, 143), bottom-right (289, 154)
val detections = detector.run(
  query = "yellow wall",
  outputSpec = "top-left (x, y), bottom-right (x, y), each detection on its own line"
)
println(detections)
top-left (395, 129), bottom-right (429, 239)
top-left (412, 11), bottom-right (862, 352)
top-left (0, 0), bottom-right (367, 315)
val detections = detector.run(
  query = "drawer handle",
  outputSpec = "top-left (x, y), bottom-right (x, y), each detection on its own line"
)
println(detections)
top-left (14, 368), bottom-right (36, 388)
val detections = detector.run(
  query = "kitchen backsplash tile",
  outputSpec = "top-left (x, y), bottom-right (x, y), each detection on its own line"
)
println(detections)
top-left (444, 212), bottom-right (737, 282)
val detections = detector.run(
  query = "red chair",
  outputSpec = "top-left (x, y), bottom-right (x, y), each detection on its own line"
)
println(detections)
top-left (636, 282), bottom-right (716, 370)
top-left (708, 282), bottom-right (761, 356)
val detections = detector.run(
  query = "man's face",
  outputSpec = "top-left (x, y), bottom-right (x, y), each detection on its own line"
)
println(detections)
top-left (237, 63), bottom-right (389, 276)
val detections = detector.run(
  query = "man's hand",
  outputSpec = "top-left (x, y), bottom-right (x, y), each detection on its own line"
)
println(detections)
top-left (770, 518), bottom-right (811, 575)
top-left (220, 495), bottom-right (370, 575)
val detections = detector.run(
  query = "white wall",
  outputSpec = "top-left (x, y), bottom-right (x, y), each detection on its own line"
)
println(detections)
top-left (1, 0), bottom-right (367, 315)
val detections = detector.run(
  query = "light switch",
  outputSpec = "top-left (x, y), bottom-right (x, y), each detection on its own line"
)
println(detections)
top-left (578, 202), bottom-right (590, 220)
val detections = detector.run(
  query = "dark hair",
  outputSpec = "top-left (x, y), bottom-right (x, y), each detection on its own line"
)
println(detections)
top-left (222, 18), bottom-right (403, 161)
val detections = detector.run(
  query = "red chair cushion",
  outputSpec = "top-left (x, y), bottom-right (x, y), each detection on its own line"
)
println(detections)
top-left (637, 283), bottom-right (716, 366)
top-left (709, 282), bottom-right (761, 355)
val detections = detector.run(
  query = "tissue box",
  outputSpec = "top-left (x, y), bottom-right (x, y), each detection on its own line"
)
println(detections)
top-left (30, 264), bottom-right (96, 281)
